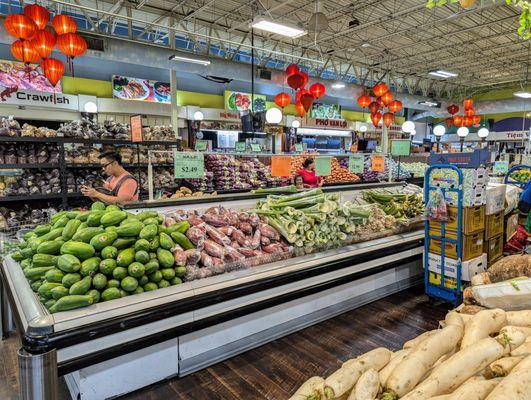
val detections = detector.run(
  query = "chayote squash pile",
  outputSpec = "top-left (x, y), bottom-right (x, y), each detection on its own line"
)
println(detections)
top-left (11, 202), bottom-right (191, 313)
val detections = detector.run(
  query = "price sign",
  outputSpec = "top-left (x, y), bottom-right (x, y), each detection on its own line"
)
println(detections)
top-left (493, 160), bottom-right (509, 175)
top-left (371, 155), bottom-right (386, 172)
top-left (391, 139), bottom-right (411, 156)
top-left (349, 155), bottom-right (365, 174)
top-left (271, 156), bottom-right (292, 177)
top-left (251, 143), bottom-right (261, 152)
top-left (130, 114), bottom-right (143, 142)
top-left (315, 156), bottom-right (331, 176)
top-left (195, 140), bottom-right (208, 151)
top-left (294, 143), bottom-right (303, 153)
top-left (375, 145), bottom-right (382, 153)
top-left (174, 152), bottom-right (204, 179)
top-left (235, 141), bottom-right (246, 152)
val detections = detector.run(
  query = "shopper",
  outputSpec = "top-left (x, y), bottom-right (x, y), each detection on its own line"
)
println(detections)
top-left (297, 158), bottom-right (323, 188)
top-left (80, 151), bottom-right (139, 205)
top-left (293, 174), bottom-right (305, 190)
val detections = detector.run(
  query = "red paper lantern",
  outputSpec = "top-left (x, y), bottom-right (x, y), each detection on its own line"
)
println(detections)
top-left (309, 83), bottom-right (326, 99)
top-left (296, 89), bottom-right (308, 103)
top-left (383, 112), bottom-right (394, 128)
top-left (4, 14), bottom-right (37, 40)
top-left (388, 100), bottom-right (403, 113)
top-left (300, 71), bottom-right (309, 88)
top-left (472, 115), bottom-right (481, 126)
top-left (11, 40), bottom-right (40, 64)
top-left (52, 14), bottom-right (77, 35)
top-left (453, 115), bottom-right (463, 126)
top-left (285, 64), bottom-right (299, 76)
top-left (30, 30), bottom-right (56, 59)
top-left (368, 101), bottom-right (380, 114)
top-left (373, 83), bottom-right (388, 97)
top-left (287, 73), bottom-right (305, 90)
top-left (463, 98), bottom-right (474, 111)
top-left (40, 57), bottom-right (64, 87)
top-left (300, 93), bottom-right (314, 112)
top-left (463, 116), bottom-right (473, 126)
top-left (295, 102), bottom-right (305, 117)
top-left (377, 97), bottom-right (386, 109)
top-left (381, 91), bottom-right (393, 106)
top-left (370, 111), bottom-right (382, 126)
top-left (57, 33), bottom-right (87, 57)
top-left (444, 117), bottom-right (454, 128)
top-left (447, 104), bottom-right (459, 115)
top-left (464, 108), bottom-right (475, 117)
top-left (274, 92), bottom-right (291, 108)
top-left (24, 4), bottom-right (50, 30)
top-left (357, 95), bottom-right (371, 108)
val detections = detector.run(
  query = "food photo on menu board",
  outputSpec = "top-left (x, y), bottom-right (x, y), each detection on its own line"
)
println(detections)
top-left (224, 90), bottom-right (266, 112)
top-left (311, 102), bottom-right (342, 119)
top-left (0, 60), bottom-right (61, 92)
top-left (112, 75), bottom-right (171, 103)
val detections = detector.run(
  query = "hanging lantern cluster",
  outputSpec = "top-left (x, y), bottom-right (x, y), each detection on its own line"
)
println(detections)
top-left (446, 98), bottom-right (482, 128)
top-left (273, 63), bottom-right (327, 117)
top-left (3, 4), bottom-right (87, 89)
top-left (356, 83), bottom-right (402, 128)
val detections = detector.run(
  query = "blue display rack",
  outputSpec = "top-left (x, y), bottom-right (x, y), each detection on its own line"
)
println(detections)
top-left (504, 164), bottom-right (531, 188)
top-left (424, 164), bottom-right (464, 305)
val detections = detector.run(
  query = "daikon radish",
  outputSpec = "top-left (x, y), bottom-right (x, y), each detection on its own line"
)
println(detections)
top-left (485, 354), bottom-right (531, 400)
top-left (510, 337), bottom-right (531, 356)
top-left (379, 349), bottom-right (411, 386)
top-left (382, 312), bottom-right (464, 399)
top-left (403, 330), bottom-right (438, 350)
top-left (501, 325), bottom-right (531, 337)
top-left (323, 348), bottom-right (391, 399)
top-left (399, 327), bottom-right (526, 400)
top-left (486, 356), bottom-right (525, 377)
top-left (427, 378), bottom-right (501, 400)
top-left (460, 309), bottom-right (507, 349)
top-left (348, 369), bottom-right (379, 400)
top-left (458, 313), bottom-right (473, 324)
top-left (289, 376), bottom-right (324, 400)
top-left (506, 310), bottom-right (531, 327)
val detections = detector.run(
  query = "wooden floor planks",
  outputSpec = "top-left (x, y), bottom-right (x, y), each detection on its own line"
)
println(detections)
top-left (0, 286), bottom-right (449, 399)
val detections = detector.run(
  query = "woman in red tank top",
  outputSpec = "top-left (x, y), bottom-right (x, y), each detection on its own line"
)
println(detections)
top-left (297, 158), bottom-right (323, 188)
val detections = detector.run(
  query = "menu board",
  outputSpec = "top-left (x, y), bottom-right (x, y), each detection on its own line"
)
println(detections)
top-left (113, 75), bottom-right (171, 103)
top-left (0, 59), bottom-right (60, 92)
top-left (130, 115), bottom-right (143, 142)
top-left (224, 90), bottom-right (266, 112)
top-left (311, 103), bottom-right (342, 119)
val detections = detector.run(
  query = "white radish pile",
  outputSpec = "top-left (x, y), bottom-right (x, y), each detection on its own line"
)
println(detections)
top-left (290, 308), bottom-right (531, 400)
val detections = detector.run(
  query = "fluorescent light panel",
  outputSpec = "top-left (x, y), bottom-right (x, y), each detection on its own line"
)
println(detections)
top-left (332, 82), bottom-right (346, 89)
top-left (169, 55), bottom-right (211, 66)
top-left (514, 91), bottom-right (531, 99)
top-left (251, 17), bottom-right (307, 38)
top-left (428, 70), bottom-right (458, 78)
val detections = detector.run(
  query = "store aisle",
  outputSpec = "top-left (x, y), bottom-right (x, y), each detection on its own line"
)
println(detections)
top-left (0, 287), bottom-right (449, 400)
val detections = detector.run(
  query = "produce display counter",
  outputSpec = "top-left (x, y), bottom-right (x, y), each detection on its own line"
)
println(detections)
top-left (1, 184), bottom-right (424, 400)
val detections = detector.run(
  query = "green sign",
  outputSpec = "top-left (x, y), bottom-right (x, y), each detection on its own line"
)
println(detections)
top-left (235, 142), bottom-right (246, 152)
top-left (194, 140), bottom-right (208, 151)
top-left (294, 143), bottom-right (303, 153)
top-left (250, 143), bottom-right (261, 152)
top-left (391, 140), bottom-right (411, 156)
top-left (174, 152), bottom-right (204, 179)
top-left (315, 156), bottom-right (331, 176)
top-left (493, 160), bottom-right (509, 175)
top-left (348, 155), bottom-right (365, 174)
top-left (375, 145), bottom-right (382, 153)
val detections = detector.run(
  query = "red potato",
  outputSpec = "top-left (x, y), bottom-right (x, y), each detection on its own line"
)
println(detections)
top-left (484, 354), bottom-right (531, 400)
top-left (205, 225), bottom-right (231, 246)
top-left (461, 309), bottom-right (507, 349)
top-left (259, 223), bottom-right (280, 240)
top-left (186, 226), bottom-right (206, 246)
top-left (238, 221), bottom-right (253, 235)
top-left (383, 312), bottom-right (464, 398)
top-left (249, 229), bottom-right (261, 250)
top-left (218, 226), bottom-right (234, 236)
top-left (238, 212), bottom-right (250, 222)
top-left (398, 327), bottom-right (527, 400)
top-left (324, 348), bottom-right (392, 399)
top-left (289, 376), bottom-right (325, 400)
top-left (248, 213), bottom-right (260, 227)
top-left (187, 216), bottom-right (204, 226)
top-left (427, 378), bottom-right (501, 400)
top-left (260, 236), bottom-right (271, 246)
top-left (348, 369), bottom-right (380, 400)
top-left (262, 243), bottom-right (284, 254)
top-left (203, 240), bottom-right (226, 258)
top-left (486, 355), bottom-right (525, 377)
top-left (202, 213), bottom-right (228, 227)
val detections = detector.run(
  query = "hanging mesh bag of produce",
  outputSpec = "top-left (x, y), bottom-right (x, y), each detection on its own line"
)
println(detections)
top-left (424, 187), bottom-right (448, 221)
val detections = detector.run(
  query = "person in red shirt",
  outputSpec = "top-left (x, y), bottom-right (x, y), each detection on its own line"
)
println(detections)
top-left (297, 158), bottom-right (323, 188)
top-left (81, 151), bottom-right (139, 205)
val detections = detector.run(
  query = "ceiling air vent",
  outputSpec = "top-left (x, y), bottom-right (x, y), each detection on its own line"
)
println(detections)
top-left (79, 34), bottom-right (105, 52)
top-left (258, 68), bottom-right (272, 80)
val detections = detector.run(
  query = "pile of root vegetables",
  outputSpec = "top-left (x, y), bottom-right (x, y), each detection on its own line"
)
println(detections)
top-left (290, 308), bottom-right (531, 400)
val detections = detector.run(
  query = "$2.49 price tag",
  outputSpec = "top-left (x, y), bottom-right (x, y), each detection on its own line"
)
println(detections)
top-left (174, 152), bottom-right (204, 179)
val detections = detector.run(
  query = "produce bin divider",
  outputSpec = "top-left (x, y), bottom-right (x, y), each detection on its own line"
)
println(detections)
top-left (0, 164), bottom-right (56, 169)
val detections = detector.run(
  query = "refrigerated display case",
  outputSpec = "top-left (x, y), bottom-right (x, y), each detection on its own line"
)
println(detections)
top-left (1, 183), bottom-right (424, 400)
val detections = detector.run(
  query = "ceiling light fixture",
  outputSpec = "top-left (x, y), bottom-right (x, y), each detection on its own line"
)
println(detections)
top-left (514, 91), bottom-right (531, 99)
top-left (193, 110), bottom-right (204, 121)
top-left (83, 101), bottom-right (98, 113)
top-left (433, 125), bottom-right (446, 137)
top-left (402, 120), bottom-right (415, 133)
top-left (359, 123), bottom-right (368, 133)
top-left (332, 82), bottom-right (346, 89)
top-left (428, 70), bottom-right (458, 78)
top-left (265, 108), bottom-right (283, 124)
top-left (457, 126), bottom-right (469, 138)
top-left (418, 100), bottom-right (441, 108)
top-left (292, 120), bottom-right (301, 128)
top-left (251, 17), bottom-right (307, 38)
top-left (477, 127), bottom-right (489, 139)
top-left (361, 43), bottom-right (371, 48)
top-left (169, 55), bottom-right (211, 66)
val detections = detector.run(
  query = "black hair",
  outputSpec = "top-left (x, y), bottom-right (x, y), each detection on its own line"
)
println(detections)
top-left (302, 158), bottom-right (314, 168)
top-left (294, 174), bottom-right (304, 183)
top-left (98, 151), bottom-right (122, 165)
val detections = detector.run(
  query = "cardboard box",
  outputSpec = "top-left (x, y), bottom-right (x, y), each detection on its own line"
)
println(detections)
top-left (429, 229), bottom-right (484, 261)
top-left (426, 252), bottom-right (487, 281)
top-left (428, 271), bottom-right (463, 291)
top-left (485, 211), bottom-right (504, 240)
top-left (445, 188), bottom-right (486, 207)
top-left (430, 205), bottom-right (485, 236)
top-left (486, 184), bottom-right (507, 215)
top-left (505, 213), bottom-right (519, 242)
top-left (485, 234), bottom-right (503, 262)
top-left (429, 168), bottom-right (488, 188)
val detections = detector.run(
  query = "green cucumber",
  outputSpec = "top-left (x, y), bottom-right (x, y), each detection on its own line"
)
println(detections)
top-left (170, 232), bottom-right (194, 250)
top-left (90, 232), bottom-right (118, 250)
top-left (157, 248), bottom-right (174, 268)
top-left (60, 242), bottom-right (95, 260)
top-left (57, 254), bottom-right (81, 273)
top-left (62, 219), bottom-right (82, 241)
top-left (139, 224), bottom-right (158, 241)
top-left (44, 268), bottom-right (64, 283)
top-left (72, 227), bottom-right (104, 243)
top-left (49, 295), bottom-right (94, 313)
top-left (51, 286), bottom-right (69, 300)
top-left (24, 266), bottom-right (55, 281)
top-left (80, 257), bottom-right (101, 277)
top-left (69, 276), bottom-right (92, 295)
top-left (62, 273), bottom-right (82, 288)
top-left (159, 233), bottom-right (175, 251)
top-left (100, 211), bottom-right (127, 226)
top-left (36, 240), bottom-right (62, 255)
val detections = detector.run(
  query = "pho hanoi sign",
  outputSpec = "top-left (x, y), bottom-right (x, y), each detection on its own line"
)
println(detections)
top-left (1, 89), bottom-right (79, 111)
